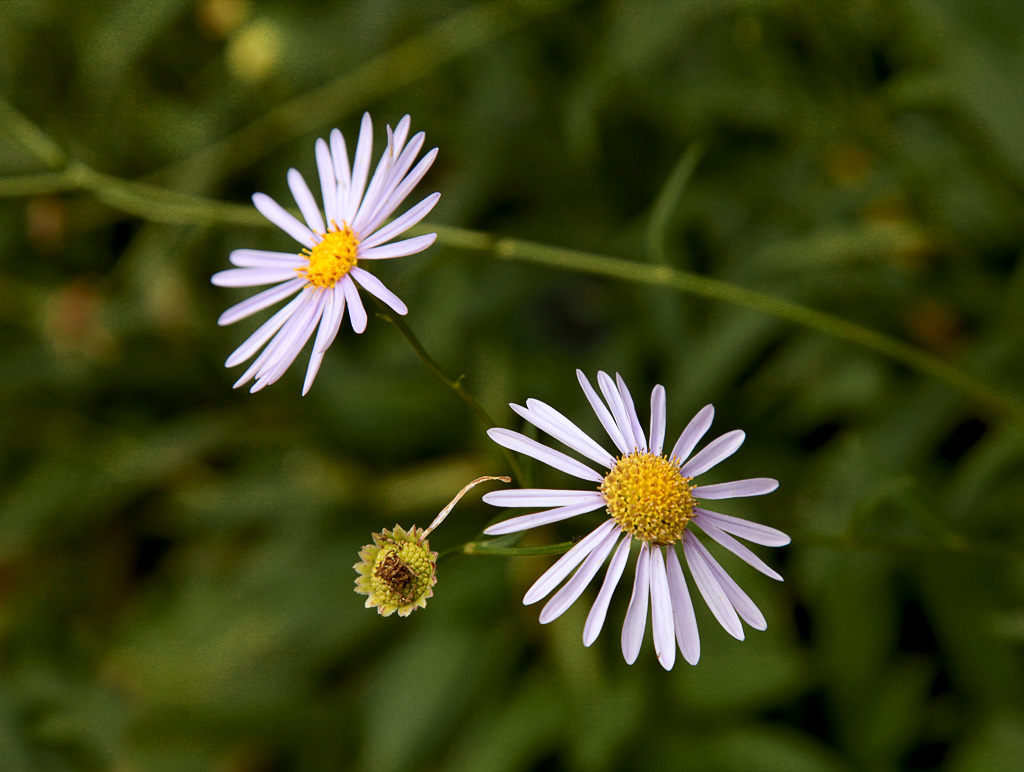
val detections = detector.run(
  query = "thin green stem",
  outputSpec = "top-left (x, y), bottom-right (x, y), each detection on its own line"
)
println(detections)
top-left (456, 540), bottom-right (573, 557)
top-left (426, 224), bottom-right (1024, 425)
top-left (0, 100), bottom-right (66, 170)
top-left (373, 300), bottom-right (526, 485)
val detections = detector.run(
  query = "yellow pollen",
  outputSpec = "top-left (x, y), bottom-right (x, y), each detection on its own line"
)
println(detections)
top-left (299, 220), bottom-right (359, 288)
top-left (600, 452), bottom-right (696, 545)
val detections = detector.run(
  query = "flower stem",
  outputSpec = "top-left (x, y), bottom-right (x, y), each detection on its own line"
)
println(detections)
top-left (373, 300), bottom-right (527, 485)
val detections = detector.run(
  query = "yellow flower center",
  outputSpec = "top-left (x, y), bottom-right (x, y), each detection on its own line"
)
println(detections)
top-left (370, 541), bottom-right (435, 605)
top-left (299, 221), bottom-right (359, 288)
top-left (600, 452), bottom-right (696, 545)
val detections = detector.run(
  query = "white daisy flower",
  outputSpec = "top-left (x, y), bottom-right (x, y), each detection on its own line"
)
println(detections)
top-left (483, 370), bottom-right (789, 671)
top-left (212, 113), bottom-right (439, 394)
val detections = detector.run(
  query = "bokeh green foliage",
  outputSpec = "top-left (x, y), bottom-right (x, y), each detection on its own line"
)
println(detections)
top-left (2, 0), bottom-right (1024, 770)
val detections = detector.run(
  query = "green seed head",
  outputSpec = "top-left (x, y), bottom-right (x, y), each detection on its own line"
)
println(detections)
top-left (354, 525), bottom-right (437, 617)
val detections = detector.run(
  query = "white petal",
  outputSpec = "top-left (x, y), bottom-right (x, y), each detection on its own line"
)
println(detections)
top-left (315, 138), bottom-right (338, 229)
top-left (512, 400), bottom-right (614, 468)
top-left (670, 404), bottom-right (714, 464)
top-left (315, 285), bottom-right (346, 353)
top-left (621, 543), bottom-right (651, 664)
top-left (358, 233), bottom-right (436, 260)
top-left (523, 520), bottom-right (617, 605)
top-left (391, 115), bottom-right (411, 157)
top-left (217, 277), bottom-right (305, 326)
top-left (583, 536), bottom-right (631, 646)
top-left (211, 267), bottom-right (298, 288)
top-left (232, 290), bottom-right (315, 388)
top-left (482, 497), bottom-right (605, 536)
top-left (483, 489), bottom-right (601, 508)
top-left (343, 112), bottom-right (373, 223)
top-left (252, 192), bottom-right (316, 247)
top-left (693, 478), bottom-right (779, 499)
top-left (225, 292), bottom-right (306, 368)
top-left (679, 430), bottom-right (746, 478)
top-left (649, 385), bottom-right (667, 456)
top-left (576, 369), bottom-right (630, 454)
top-left (539, 524), bottom-right (621, 624)
top-left (340, 276), bottom-right (367, 333)
top-left (666, 547), bottom-right (700, 665)
top-left (228, 249), bottom-right (305, 268)
top-left (616, 373), bottom-right (648, 452)
top-left (695, 518), bottom-right (783, 581)
top-left (351, 128), bottom-right (395, 233)
top-left (683, 532), bottom-right (744, 640)
top-left (360, 132), bottom-right (427, 233)
top-left (688, 535), bottom-right (766, 630)
top-left (486, 428), bottom-right (605, 483)
top-left (360, 192), bottom-right (440, 250)
top-left (693, 508), bottom-right (790, 546)
top-left (364, 147), bottom-right (438, 233)
top-left (598, 371), bottom-right (640, 452)
top-left (287, 168), bottom-right (325, 234)
top-left (350, 266), bottom-right (407, 315)
top-left (330, 128), bottom-right (351, 196)
top-left (302, 288), bottom-right (341, 395)
top-left (250, 290), bottom-right (325, 391)
top-left (649, 547), bottom-right (676, 670)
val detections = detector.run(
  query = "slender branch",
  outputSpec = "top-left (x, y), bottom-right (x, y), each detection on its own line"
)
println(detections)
top-left (457, 540), bottom-right (573, 557)
top-left (373, 300), bottom-right (526, 485)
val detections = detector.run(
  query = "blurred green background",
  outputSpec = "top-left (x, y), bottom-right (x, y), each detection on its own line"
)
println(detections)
top-left (3, 0), bottom-right (1024, 770)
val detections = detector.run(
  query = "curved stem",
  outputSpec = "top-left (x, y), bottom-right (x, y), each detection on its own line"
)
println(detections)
top-left (373, 300), bottom-right (526, 485)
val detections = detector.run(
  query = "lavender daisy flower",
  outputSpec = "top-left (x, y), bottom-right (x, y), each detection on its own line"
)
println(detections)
top-left (212, 113), bottom-right (439, 394)
top-left (483, 370), bottom-right (789, 670)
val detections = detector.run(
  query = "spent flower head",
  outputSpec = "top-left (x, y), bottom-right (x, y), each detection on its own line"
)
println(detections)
top-left (212, 112), bottom-right (439, 394)
top-left (355, 475), bottom-right (510, 617)
top-left (483, 370), bottom-right (789, 670)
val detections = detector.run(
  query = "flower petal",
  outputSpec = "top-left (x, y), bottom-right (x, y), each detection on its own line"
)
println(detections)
top-left (225, 292), bottom-right (306, 368)
top-left (583, 535), bottom-right (631, 646)
top-left (358, 233), bottom-right (436, 260)
top-left (539, 524), bottom-right (621, 624)
top-left (487, 428), bottom-right (605, 483)
top-left (228, 249), bottom-right (305, 268)
top-left (683, 531), bottom-right (744, 640)
top-left (512, 399), bottom-right (614, 468)
top-left (363, 147), bottom-right (438, 233)
top-left (679, 429), bottom-right (745, 477)
top-left (670, 404), bottom-right (714, 464)
top-left (252, 192), bottom-right (316, 247)
top-left (649, 384), bottom-right (667, 456)
top-left (483, 489), bottom-right (601, 508)
top-left (616, 373), bottom-right (648, 452)
top-left (349, 266), bottom-right (407, 315)
top-left (598, 371), bottom-right (641, 452)
top-left (340, 275), bottom-right (367, 333)
top-left (330, 128), bottom-right (351, 205)
top-left (687, 534), bottom-right (766, 630)
top-left (621, 543), bottom-right (651, 664)
top-left (343, 112), bottom-right (373, 224)
top-left (217, 277), bottom-right (305, 326)
top-left (666, 547), bottom-right (700, 665)
top-left (315, 284), bottom-right (346, 353)
top-left (287, 168), bottom-right (325, 234)
top-left (251, 290), bottom-right (326, 391)
top-left (302, 288), bottom-right (341, 395)
top-left (232, 289), bottom-right (316, 388)
top-left (360, 192), bottom-right (440, 250)
top-left (695, 517), bottom-right (783, 581)
top-left (211, 267), bottom-right (298, 287)
top-left (482, 496), bottom-right (606, 536)
top-left (523, 520), bottom-right (618, 604)
top-left (576, 369), bottom-right (630, 454)
top-left (315, 138), bottom-right (337, 228)
top-left (693, 508), bottom-right (790, 546)
top-left (649, 547), bottom-right (676, 671)
top-left (692, 478), bottom-right (779, 500)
